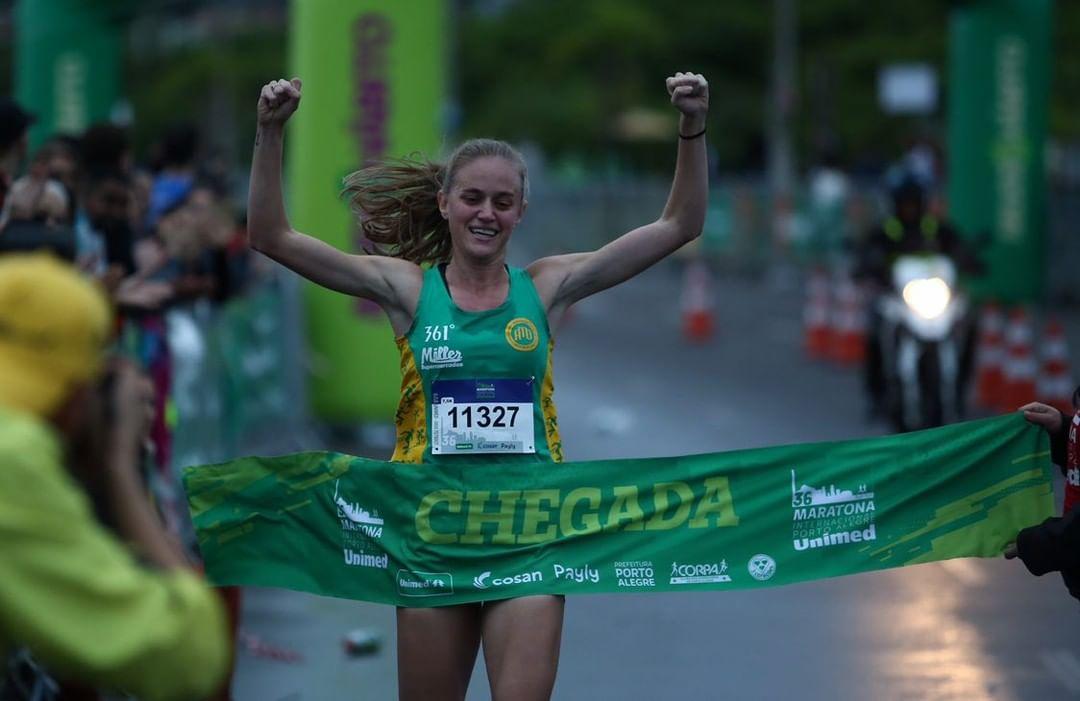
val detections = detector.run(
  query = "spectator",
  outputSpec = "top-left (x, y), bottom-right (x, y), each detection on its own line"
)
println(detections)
top-left (0, 252), bottom-right (229, 700)
top-left (1008, 509), bottom-right (1080, 603)
top-left (0, 98), bottom-right (36, 210)
top-left (155, 182), bottom-right (236, 303)
top-left (34, 136), bottom-right (80, 218)
top-left (76, 168), bottom-right (135, 281)
top-left (1007, 395), bottom-right (1080, 602)
top-left (2, 176), bottom-right (70, 228)
top-left (147, 124), bottom-right (199, 231)
top-left (80, 123), bottom-right (133, 175)
top-left (0, 176), bottom-right (77, 260)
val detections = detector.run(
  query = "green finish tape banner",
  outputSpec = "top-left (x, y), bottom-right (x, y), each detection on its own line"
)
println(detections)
top-left (288, 0), bottom-right (447, 421)
top-left (185, 415), bottom-right (1052, 607)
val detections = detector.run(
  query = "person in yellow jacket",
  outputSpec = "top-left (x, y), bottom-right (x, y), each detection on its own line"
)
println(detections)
top-left (0, 253), bottom-right (229, 701)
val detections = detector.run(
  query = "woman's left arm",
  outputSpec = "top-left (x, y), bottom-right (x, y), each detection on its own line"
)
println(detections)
top-left (529, 72), bottom-right (709, 312)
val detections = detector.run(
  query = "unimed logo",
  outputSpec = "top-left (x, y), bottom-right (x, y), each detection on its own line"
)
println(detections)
top-left (397, 570), bottom-right (454, 598)
top-left (343, 549), bottom-right (387, 569)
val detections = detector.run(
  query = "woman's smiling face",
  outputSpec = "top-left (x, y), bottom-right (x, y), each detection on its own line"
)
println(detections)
top-left (438, 155), bottom-right (526, 261)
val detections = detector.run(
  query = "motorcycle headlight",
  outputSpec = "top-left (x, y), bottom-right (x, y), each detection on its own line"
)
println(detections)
top-left (902, 277), bottom-right (951, 319)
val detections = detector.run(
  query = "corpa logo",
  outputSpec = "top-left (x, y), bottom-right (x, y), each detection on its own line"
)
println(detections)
top-left (668, 560), bottom-right (731, 585)
top-left (472, 570), bottom-right (542, 589)
top-left (504, 317), bottom-right (539, 351)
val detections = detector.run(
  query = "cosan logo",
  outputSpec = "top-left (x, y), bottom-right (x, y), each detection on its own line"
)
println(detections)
top-left (552, 564), bottom-right (599, 584)
top-left (421, 345), bottom-right (463, 369)
top-left (472, 570), bottom-right (543, 589)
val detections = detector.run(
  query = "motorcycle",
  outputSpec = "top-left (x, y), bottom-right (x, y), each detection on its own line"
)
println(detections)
top-left (877, 254), bottom-right (971, 432)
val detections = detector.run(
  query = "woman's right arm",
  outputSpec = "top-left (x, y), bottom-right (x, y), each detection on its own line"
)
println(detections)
top-left (248, 78), bottom-right (420, 333)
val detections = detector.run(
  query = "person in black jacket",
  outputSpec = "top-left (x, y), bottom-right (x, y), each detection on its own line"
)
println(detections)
top-left (1006, 390), bottom-right (1080, 602)
top-left (854, 173), bottom-right (982, 420)
top-left (1007, 509), bottom-right (1080, 602)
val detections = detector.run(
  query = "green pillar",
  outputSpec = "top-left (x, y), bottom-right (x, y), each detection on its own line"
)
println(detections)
top-left (946, 0), bottom-right (1052, 304)
top-left (289, 0), bottom-right (448, 422)
top-left (15, 0), bottom-right (124, 148)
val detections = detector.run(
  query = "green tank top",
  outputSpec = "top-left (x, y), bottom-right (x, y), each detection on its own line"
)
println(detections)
top-left (392, 265), bottom-right (562, 464)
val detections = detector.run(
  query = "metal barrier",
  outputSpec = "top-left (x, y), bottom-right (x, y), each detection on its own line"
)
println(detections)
top-left (513, 175), bottom-right (882, 274)
top-left (170, 273), bottom-right (307, 473)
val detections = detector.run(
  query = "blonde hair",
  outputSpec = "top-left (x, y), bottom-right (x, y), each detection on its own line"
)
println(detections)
top-left (342, 138), bottom-right (528, 266)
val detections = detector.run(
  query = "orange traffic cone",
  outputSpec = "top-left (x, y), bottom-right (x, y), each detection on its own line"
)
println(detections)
top-left (999, 307), bottom-right (1037, 412)
top-left (1037, 317), bottom-right (1075, 415)
top-left (974, 303), bottom-right (1006, 410)
top-left (829, 275), bottom-right (866, 365)
top-left (803, 268), bottom-right (832, 359)
top-left (681, 260), bottom-right (714, 343)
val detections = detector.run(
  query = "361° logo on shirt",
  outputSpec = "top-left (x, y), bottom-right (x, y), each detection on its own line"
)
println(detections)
top-left (505, 317), bottom-right (539, 352)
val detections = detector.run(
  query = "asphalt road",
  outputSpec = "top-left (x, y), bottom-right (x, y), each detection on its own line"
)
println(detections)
top-left (232, 261), bottom-right (1080, 701)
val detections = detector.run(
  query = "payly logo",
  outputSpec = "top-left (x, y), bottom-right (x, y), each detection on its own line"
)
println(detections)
top-left (504, 317), bottom-right (539, 352)
top-left (472, 570), bottom-right (543, 589)
top-left (552, 564), bottom-right (600, 584)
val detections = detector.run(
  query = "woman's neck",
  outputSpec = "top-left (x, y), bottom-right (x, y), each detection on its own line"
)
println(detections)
top-left (444, 257), bottom-right (509, 310)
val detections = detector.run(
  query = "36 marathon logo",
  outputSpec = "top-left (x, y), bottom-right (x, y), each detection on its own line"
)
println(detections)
top-left (789, 469), bottom-right (877, 552)
top-left (334, 480), bottom-right (388, 570)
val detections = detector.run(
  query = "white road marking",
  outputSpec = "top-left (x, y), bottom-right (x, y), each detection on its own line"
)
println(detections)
top-left (1042, 649), bottom-right (1080, 693)
top-left (938, 558), bottom-right (988, 586)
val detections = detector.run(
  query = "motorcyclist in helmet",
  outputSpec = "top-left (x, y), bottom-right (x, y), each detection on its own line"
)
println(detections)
top-left (854, 171), bottom-right (982, 422)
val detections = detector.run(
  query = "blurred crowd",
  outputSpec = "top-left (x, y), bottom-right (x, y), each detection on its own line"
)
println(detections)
top-left (0, 97), bottom-right (261, 486)
top-left (0, 96), bottom-right (263, 699)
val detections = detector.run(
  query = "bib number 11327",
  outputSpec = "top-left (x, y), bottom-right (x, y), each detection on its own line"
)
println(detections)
top-left (445, 404), bottom-right (520, 430)
top-left (431, 379), bottom-right (535, 455)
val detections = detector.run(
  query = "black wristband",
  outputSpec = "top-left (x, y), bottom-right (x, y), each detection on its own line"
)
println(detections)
top-left (678, 126), bottom-right (707, 140)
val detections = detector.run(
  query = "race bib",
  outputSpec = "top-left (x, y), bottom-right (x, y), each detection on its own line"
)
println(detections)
top-left (431, 379), bottom-right (535, 455)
